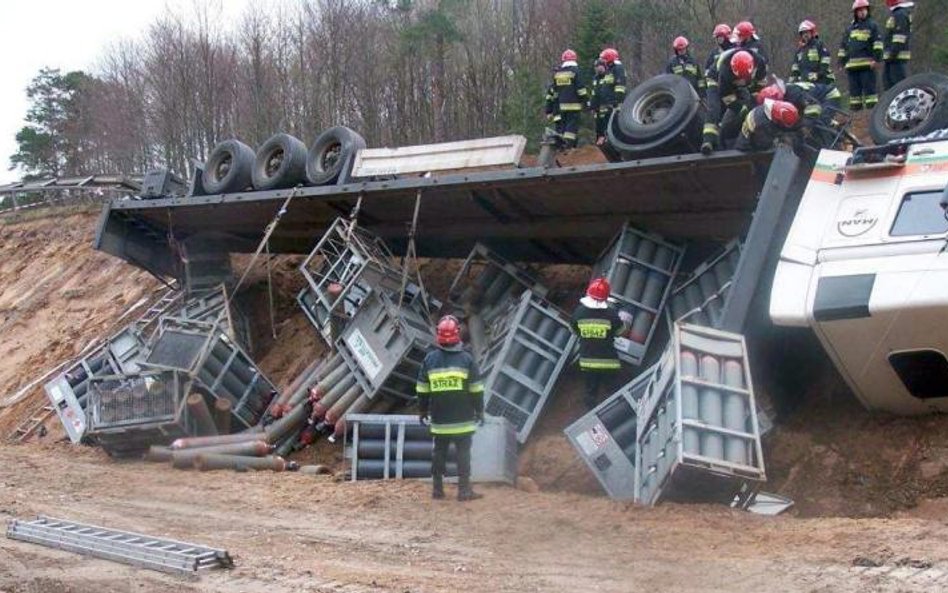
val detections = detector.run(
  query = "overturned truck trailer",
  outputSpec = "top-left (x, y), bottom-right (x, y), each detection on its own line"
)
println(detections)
top-left (95, 135), bottom-right (813, 415)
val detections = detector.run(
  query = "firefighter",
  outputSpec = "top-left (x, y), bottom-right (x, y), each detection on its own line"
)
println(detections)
top-left (416, 315), bottom-right (484, 501)
top-left (571, 277), bottom-right (631, 410)
top-left (790, 20), bottom-right (835, 86)
top-left (590, 48), bottom-right (627, 146)
top-left (666, 36), bottom-right (705, 97)
top-left (759, 82), bottom-right (844, 148)
top-left (735, 100), bottom-right (801, 152)
top-left (838, 0), bottom-right (883, 110)
top-left (701, 49), bottom-right (768, 155)
top-left (883, 0), bottom-right (913, 90)
top-left (544, 49), bottom-right (588, 149)
top-left (705, 24), bottom-right (734, 90)
top-left (734, 21), bottom-right (768, 64)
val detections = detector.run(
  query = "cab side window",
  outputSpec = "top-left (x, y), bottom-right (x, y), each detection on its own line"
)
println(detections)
top-left (889, 190), bottom-right (948, 237)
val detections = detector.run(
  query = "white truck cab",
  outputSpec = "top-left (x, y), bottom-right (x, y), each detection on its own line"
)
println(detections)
top-left (770, 136), bottom-right (948, 414)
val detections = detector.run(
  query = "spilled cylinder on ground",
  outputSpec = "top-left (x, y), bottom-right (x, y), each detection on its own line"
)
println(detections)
top-left (698, 355), bottom-right (724, 460)
top-left (213, 398), bottom-right (232, 434)
top-left (187, 393), bottom-right (218, 436)
top-left (171, 431), bottom-right (263, 450)
top-left (312, 374), bottom-right (356, 418)
top-left (195, 454), bottom-right (288, 472)
top-left (144, 445), bottom-right (172, 463)
top-left (265, 401), bottom-right (309, 444)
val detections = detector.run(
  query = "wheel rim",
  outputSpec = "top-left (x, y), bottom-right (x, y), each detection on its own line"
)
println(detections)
top-left (265, 148), bottom-right (285, 177)
top-left (885, 86), bottom-right (937, 132)
top-left (632, 90), bottom-right (675, 125)
top-left (321, 143), bottom-right (342, 170)
top-left (214, 154), bottom-right (233, 182)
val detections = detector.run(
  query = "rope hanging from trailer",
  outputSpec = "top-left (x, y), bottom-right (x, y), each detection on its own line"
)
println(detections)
top-left (399, 175), bottom-right (433, 320)
top-left (214, 186), bottom-right (302, 333)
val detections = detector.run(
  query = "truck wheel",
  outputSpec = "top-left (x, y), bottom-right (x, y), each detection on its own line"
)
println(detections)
top-left (606, 99), bottom-right (705, 160)
top-left (202, 139), bottom-right (255, 195)
top-left (870, 73), bottom-right (948, 144)
top-left (616, 74), bottom-right (701, 144)
top-left (252, 133), bottom-right (308, 190)
top-left (306, 126), bottom-right (366, 186)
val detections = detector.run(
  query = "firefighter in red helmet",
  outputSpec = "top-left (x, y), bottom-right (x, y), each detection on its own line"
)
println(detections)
top-left (666, 36), bottom-right (706, 97)
top-left (589, 48), bottom-right (627, 145)
top-left (705, 24), bottom-right (734, 90)
top-left (736, 99), bottom-right (801, 152)
top-left (790, 20), bottom-right (835, 86)
top-left (416, 314), bottom-right (485, 501)
top-left (883, 0), bottom-right (913, 89)
top-left (545, 48), bottom-right (588, 149)
top-left (701, 48), bottom-right (768, 154)
top-left (571, 277), bottom-right (631, 410)
top-left (838, 0), bottom-right (883, 110)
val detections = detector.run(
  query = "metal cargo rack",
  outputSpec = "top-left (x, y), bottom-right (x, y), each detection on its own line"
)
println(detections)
top-left (479, 290), bottom-right (576, 444)
top-left (563, 363), bottom-right (657, 500)
top-left (345, 414), bottom-right (517, 484)
top-left (448, 242), bottom-right (548, 312)
top-left (336, 290), bottom-right (436, 403)
top-left (85, 370), bottom-right (194, 457)
top-left (592, 221), bottom-right (685, 365)
top-left (300, 218), bottom-right (410, 345)
top-left (142, 318), bottom-right (276, 429)
top-left (636, 323), bottom-right (766, 507)
top-left (669, 240), bottom-right (742, 328)
top-left (44, 326), bottom-right (149, 444)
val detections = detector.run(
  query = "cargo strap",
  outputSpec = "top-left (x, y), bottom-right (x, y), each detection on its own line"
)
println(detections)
top-left (399, 179), bottom-right (432, 319)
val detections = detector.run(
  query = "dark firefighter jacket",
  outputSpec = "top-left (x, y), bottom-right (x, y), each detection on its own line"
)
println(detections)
top-left (571, 301), bottom-right (624, 372)
top-left (884, 6), bottom-right (912, 62)
top-left (545, 62), bottom-right (588, 115)
top-left (590, 61), bottom-right (627, 111)
top-left (785, 82), bottom-right (843, 119)
top-left (838, 17), bottom-right (883, 70)
top-left (790, 37), bottom-right (835, 85)
top-left (705, 41), bottom-right (733, 88)
top-left (416, 344), bottom-right (484, 436)
top-left (665, 53), bottom-right (705, 96)
top-left (736, 102), bottom-right (797, 152)
top-left (707, 47), bottom-right (768, 123)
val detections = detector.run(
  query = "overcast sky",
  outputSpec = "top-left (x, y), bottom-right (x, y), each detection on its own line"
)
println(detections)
top-left (0, 0), bottom-right (252, 184)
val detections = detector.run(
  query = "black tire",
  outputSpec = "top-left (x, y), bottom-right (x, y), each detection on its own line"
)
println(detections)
top-left (870, 73), bottom-right (948, 145)
top-left (306, 126), bottom-right (366, 186)
top-left (252, 133), bottom-right (308, 190)
top-left (606, 99), bottom-right (705, 160)
top-left (616, 74), bottom-right (701, 144)
top-left (202, 139), bottom-right (255, 195)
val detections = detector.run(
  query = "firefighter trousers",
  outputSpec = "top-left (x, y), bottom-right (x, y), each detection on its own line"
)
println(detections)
top-left (846, 68), bottom-right (878, 110)
top-left (554, 111), bottom-right (581, 147)
top-left (583, 371), bottom-right (620, 410)
top-left (432, 433), bottom-right (473, 491)
top-left (883, 61), bottom-right (908, 91)
top-left (595, 108), bottom-right (614, 140)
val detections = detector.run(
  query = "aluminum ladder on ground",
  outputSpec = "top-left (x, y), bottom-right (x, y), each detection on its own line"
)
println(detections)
top-left (10, 405), bottom-right (54, 443)
top-left (6, 516), bottom-right (233, 576)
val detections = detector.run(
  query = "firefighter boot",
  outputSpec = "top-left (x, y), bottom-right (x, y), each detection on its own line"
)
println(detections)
top-left (432, 474), bottom-right (445, 500)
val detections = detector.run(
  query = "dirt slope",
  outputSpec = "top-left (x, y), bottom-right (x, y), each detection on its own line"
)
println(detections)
top-left (0, 211), bottom-right (160, 436)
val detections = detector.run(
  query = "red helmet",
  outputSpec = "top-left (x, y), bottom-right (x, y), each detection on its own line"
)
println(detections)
top-left (586, 277), bottom-right (611, 302)
top-left (798, 20), bottom-right (817, 34)
top-left (561, 49), bottom-right (577, 62)
top-left (730, 51), bottom-right (755, 79)
top-left (735, 21), bottom-right (756, 41)
top-left (757, 84), bottom-right (785, 104)
top-left (600, 48), bottom-right (619, 64)
top-left (885, 0), bottom-right (901, 7)
top-left (852, 0), bottom-right (870, 10)
top-left (770, 101), bottom-right (800, 128)
top-left (436, 315), bottom-right (461, 346)
top-left (713, 23), bottom-right (732, 38)
top-left (673, 36), bottom-right (689, 51)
